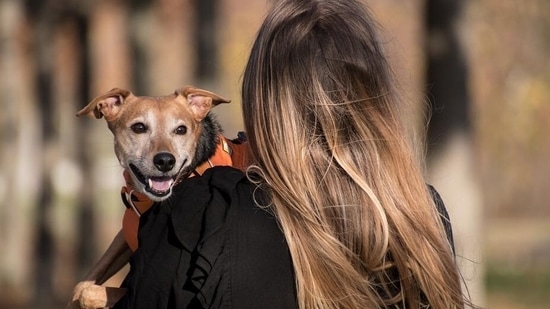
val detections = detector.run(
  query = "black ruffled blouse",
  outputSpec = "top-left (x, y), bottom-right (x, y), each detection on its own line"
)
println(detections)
top-left (113, 166), bottom-right (298, 309)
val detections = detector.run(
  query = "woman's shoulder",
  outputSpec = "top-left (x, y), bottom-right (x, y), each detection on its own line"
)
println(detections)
top-left (201, 165), bottom-right (247, 191)
top-left (200, 166), bottom-right (271, 212)
top-left (173, 166), bottom-right (277, 237)
top-left (191, 166), bottom-right (297, 308)
top-left (427, 184), bottom-right (455, 252)
top-left (225, 175), bottom-right (298, 309)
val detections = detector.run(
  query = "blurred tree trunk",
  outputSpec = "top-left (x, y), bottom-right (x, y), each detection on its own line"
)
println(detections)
top-left (217, 0), bottom-right (268, 136)
top-left (49, 14), bottom-right (89, 299)
top-left (33, 7), bottom-right (56, 301)
top-left (10, 1), bottom-right (92, 305)
top-left (193, 0), bottom-right (219, 88)
top-left (84, 0), bottom-right (132, 288)
top-left (424, 0), bottom-right (484, 306)
top-left (131, 0), bottom-right (194, 95)
top-left (89, 0), bottom-right (131, 93)
top-left (0, 0), bottom-right (42, 305)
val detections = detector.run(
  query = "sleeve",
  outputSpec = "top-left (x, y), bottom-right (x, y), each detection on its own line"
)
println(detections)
top-left (427, 185), bottom-right (455, 254)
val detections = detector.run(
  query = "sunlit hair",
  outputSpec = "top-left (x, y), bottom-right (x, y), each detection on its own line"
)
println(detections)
top-left (242, 0), bottom-right (467, 308)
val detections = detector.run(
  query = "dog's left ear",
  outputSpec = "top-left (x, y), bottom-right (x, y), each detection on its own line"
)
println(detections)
top-left (77, 88), bottom-right (133, 121)
top-left (176, 86), bottom-right (231, 121)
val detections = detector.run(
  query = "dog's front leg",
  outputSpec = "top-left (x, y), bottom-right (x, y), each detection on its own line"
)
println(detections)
top-left (68, 229), bottom-right (131, 308)
top-left (94, 230), bottom-right (133, 285)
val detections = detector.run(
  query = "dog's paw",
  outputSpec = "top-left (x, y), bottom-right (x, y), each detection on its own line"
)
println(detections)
top-left (66, 281), bottom-right (108, 309)
top-left (67, 281), bottom-right (94, 308)
top-left (79, 284), bottom-right (109, 309)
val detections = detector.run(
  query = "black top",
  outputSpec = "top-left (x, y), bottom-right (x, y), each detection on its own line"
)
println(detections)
top-left (113, 166), bottom-right (298, 309)
top-left (113, 166), bottom-right (454, 309)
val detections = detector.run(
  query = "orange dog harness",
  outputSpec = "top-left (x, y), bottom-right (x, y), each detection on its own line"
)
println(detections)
top-left (121, 134), bottom-right (248, 251)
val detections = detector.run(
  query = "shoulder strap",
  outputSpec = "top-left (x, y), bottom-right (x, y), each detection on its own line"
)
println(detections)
top-left (223, 131), bottom-right (250, 172)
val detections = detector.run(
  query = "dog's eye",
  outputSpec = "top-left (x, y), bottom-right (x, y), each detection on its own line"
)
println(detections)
top-left (175, 125), bottom-right (187, 135)
top-left (131, 123), bottom-right (147, 134)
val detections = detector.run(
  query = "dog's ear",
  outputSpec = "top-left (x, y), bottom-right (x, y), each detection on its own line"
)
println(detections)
top-left (77, 88), bottom-right (133, 121)
top-left (175, 86), bottom-right (231, 121)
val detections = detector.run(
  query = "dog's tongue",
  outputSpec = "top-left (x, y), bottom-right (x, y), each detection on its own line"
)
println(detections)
top-left (148, 178), bottom-right (173, 192)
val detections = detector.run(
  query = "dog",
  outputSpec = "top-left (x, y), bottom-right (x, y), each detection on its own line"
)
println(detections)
top-left (68, 86), bottom-right (232, 309)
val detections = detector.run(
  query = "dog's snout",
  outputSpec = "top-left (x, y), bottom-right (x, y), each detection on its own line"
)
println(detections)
top-left (153, 152), bottom-right (176, 172)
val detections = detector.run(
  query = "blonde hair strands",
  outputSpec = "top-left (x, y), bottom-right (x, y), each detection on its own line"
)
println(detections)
top-left (242, 0), bottom-right (468, 308)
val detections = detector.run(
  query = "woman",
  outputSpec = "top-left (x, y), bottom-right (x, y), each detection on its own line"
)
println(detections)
top-left (115, 0), bottom-right (468, 308)
top-left (241, 0), bottom-right (468, 307)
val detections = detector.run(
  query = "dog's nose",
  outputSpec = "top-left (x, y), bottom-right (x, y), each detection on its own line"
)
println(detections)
top-left (153, 152), bottom-right (176, 172)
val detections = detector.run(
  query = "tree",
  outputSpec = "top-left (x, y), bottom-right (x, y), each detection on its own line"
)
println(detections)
top-left (425, 0), bottom-right (484, 306)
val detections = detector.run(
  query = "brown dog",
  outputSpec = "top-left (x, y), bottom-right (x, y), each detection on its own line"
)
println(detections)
top-left (68, 86), bottom-right (231, 308)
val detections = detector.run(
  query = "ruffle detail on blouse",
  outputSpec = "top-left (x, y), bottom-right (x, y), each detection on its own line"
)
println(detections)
top-left (169, 166), bottom-right (245, 307)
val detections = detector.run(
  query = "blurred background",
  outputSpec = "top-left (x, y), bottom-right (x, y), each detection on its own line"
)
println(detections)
top-left (0, 0), bottom-right (548, 308)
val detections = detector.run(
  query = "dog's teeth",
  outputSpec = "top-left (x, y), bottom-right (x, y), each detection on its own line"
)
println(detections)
top-left (148, 178), bottom-right (174, 192)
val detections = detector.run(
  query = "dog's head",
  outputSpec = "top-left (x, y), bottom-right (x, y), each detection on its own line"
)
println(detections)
top-left (77, 86), bottom-right (231, 201)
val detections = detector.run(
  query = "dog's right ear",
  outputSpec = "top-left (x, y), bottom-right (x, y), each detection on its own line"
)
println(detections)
top-left (175, 86), bottom-right (231, 122)
top-left (77, 88), bottom-right (132, 121)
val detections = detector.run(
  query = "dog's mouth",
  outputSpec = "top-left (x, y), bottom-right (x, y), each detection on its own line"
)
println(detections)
top-left (129, 163), bottom-right (181, 197)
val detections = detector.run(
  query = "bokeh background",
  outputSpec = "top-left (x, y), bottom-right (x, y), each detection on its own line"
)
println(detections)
top-left (0, 0), bottom-right (548, 308)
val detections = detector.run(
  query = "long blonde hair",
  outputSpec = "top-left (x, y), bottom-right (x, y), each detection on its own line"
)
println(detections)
top-left (242, 0), bottom-right (467, 308)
